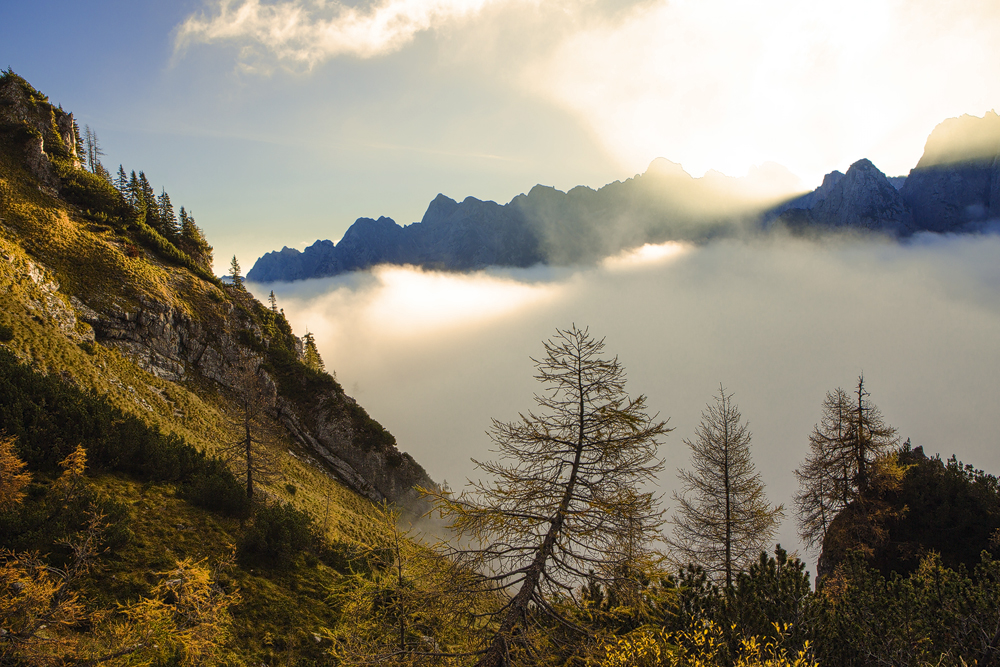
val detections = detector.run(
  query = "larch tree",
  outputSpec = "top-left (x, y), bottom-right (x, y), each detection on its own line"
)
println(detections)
top-left (219, 357), bottom-right (276, 500)
top-left (794, 376), bottom-right (899, 550)
top-left (426, 325), bottom-right (671, 667)
top-left (0, 435), bottom-right (31, 512)
top-left (667, 385), bottom-right (784, 588)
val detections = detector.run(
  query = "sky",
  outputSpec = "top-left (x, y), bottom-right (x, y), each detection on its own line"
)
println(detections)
top-left (255, 232), bottom-right (1000, 573)
top-left (3, 0), bottom-right (1000, 273)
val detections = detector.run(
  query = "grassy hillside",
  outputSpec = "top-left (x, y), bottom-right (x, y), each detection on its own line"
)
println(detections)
top-left (0, 70), bottom-right (426, 665)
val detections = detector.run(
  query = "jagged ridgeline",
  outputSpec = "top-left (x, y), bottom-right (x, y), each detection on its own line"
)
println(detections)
top-left (0, 69), bottom-right (439, 663)
top-left (249, 111), bottom-right (1000, 283)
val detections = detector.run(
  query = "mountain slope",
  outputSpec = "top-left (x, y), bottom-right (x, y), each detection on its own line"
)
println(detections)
top-left (0, 70), bottom-right (432, 509)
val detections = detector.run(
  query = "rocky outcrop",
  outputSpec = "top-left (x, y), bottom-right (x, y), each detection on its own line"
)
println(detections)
top-left (7, 249), bottom-right (433, 505)
top-left (73, 290), bottom-right (431, 503)
top-left (0, 71), bottom-right (80, 190)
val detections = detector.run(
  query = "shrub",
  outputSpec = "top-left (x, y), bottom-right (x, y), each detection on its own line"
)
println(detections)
top-left (238, 501), bottom-right (316, 570)
top-left (182, 460), bottom-right (252, 519)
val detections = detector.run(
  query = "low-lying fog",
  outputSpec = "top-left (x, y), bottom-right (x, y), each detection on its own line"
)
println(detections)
top-left (250, 231), bottom-right (1000, 573)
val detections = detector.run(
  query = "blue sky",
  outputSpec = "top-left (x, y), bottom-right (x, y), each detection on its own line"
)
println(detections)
top-left (4, 0), bottom-right (1000, 273)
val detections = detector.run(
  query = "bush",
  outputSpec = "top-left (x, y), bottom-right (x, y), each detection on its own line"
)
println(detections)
top-left (238, 501), bottom-right (316, 570)
top-left (0, 323), bottom-right (13, 342)
top-left (182, 460), bottom-right (252, 519)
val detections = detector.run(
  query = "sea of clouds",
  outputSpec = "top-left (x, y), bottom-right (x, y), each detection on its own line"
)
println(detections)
top-left (250, 230), bottom-right (1000, 572)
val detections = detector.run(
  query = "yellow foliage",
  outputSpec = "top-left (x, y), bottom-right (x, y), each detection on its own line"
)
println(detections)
top-left (54, 444), bottom-right (88, 505)
top-left (0, 435), bottom-right (31, 511)
top-left (600, 622), bottom-right (817, 667)
top-left (0, 550), bottom-right (87, 665)
top-left (98, 557), bottom-right (240, 666)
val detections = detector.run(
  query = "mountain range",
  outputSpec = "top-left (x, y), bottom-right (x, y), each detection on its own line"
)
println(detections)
top-left (248, 111), bottom-right (1000, 283)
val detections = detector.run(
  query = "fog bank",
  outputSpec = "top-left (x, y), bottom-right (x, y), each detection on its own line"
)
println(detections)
top-left (251, 232), bottom-right (1000, 570)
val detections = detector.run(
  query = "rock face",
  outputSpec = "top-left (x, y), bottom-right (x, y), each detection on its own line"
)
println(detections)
top-left (898, 112), bottom-right (1000, 232)
top-left (771, 159), bottom-right (913, 234)
top-left (768, 113), bottom-right (1000, 236)
top-left (74, 289), bottom-right (432, 505)
top-left (248, 198), bottom-right (544, 283)
top-left (248, 163), bottom-right (762, 283)
top-left (4, 248), bottom-right (433, 506)
top-left (0, 72), bottom-right (80, 190)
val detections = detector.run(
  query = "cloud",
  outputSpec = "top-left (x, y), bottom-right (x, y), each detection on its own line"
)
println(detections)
top-left (175, 0), bottom-right (503, 68)
top-left (525, 0), bottom-right (1000, 185)
top-left (253, 231), bottom-right (1000, 572)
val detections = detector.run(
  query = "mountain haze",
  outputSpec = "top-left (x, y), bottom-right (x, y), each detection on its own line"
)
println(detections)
top-left (250, 112), bottom-right (1000, 283)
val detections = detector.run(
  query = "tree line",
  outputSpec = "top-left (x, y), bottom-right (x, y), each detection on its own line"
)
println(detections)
top-left (79, 125), bottom-right (213, 272)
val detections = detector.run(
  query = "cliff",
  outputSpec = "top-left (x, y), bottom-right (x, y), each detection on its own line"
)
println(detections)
top-left (0, 70), bottom-right (432, 509)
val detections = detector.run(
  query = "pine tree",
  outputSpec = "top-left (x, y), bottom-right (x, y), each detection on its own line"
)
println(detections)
top-left (668, 385), bottom-right (784, 587)
top-left (268, 291), bottom-right (278, 312)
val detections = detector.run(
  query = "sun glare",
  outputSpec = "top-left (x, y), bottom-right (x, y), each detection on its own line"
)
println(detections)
top-left (364, 266), bottom-right (560, 336)
top-left (601, 241), bottom-right (691, 272)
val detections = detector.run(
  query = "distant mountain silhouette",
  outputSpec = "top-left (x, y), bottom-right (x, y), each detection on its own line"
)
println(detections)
top-left (248, 113), bottom-right (1000, 283)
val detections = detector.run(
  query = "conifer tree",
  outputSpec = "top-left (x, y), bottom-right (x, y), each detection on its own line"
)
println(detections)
top-left (426, 325), bottom-right (671, 667)
top-left (229, 255), bottom-right (243, 287)
top-left (302, 332), bottom-right (325, 373)
top-left (268, 291), bottom-right (278, 312)
top-left (127, 170), bottom-right (140, 210)
top-left (179, 207), bottom-right (213, 271)
top-left (115, 164), bottom-right (128, 195)
top-left (667, 385), bottom-right (784, 587)
top-left (794, 376), bottom-right (899, 550)
top-left (83, 125), bottom-right (104, 174)
top-left (220, 357), bottom-right (277, 499)
top-left (137, 171), bottom-right (158, 228)
top-left (157, 189), bottom-right (177, 239)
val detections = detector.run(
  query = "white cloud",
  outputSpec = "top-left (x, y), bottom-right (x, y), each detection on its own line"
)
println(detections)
top-left (254, 232), bottom-right (1000, 571)
top-left (175, 0), bottom-right (503, 67)
top-left (525, 0), bottom-right (1000, 186)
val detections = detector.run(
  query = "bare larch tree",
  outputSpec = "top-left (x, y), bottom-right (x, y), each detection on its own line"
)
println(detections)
top-left (427, 325), bottom-right (671, 667)
top-left (668, 385), bottom-right (784, 588)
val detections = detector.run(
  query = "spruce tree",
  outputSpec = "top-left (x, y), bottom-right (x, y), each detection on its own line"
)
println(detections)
top-left (115, 165), bottom-right (128, 195)
top-left (157, 189), bottom-right (177, 239)
top-left (229, 255), bottom-right (243, 287)
top-left (302, 332), bottom-right (325, 372)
